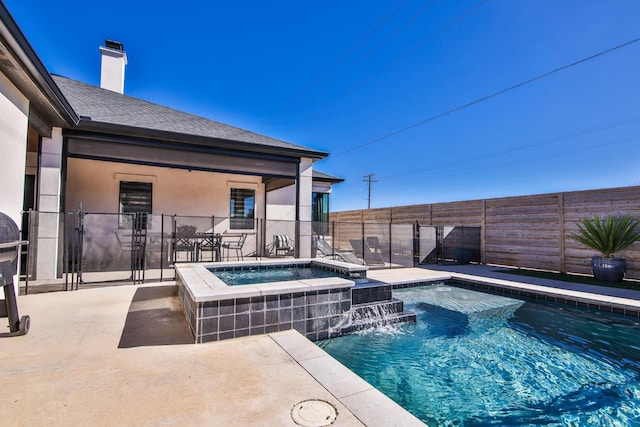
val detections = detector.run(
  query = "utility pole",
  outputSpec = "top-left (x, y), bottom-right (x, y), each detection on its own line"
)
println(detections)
top-left (363, 174), bottom-right (378, 209)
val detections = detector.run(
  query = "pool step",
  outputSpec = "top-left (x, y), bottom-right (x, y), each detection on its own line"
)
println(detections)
top-left (347, 298), bottom-right (416, 332)
top-left (416, 285), bottom-right (524, 321)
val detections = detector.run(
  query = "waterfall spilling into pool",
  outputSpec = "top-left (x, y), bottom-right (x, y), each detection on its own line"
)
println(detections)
top-left (350, 299), bottom-right (414, 329)
top-left (330, 283), bottom-right (418, 335)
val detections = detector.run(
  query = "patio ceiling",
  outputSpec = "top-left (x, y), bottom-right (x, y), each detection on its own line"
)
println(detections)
top-left (66, 132), bottom-right (300, 179)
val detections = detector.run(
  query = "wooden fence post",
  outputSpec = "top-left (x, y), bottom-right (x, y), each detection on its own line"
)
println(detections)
top-left (481, 200), bottom-right (487, 264)
top-left (559, 193), bottom-right (565, 273)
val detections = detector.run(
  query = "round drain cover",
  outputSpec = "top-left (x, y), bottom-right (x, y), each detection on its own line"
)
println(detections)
top-left (291, 399), bottom-right (337, 426)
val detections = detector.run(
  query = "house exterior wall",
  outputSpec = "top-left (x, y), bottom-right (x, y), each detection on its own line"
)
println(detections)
top-left (0, 70), bottom-right (29, 293)
top-left (0, 70), bottom-right (29, 226)
top-left (266, 186), bottom-right (296, 221)
top-left (65, 158), bottom-right (267, 227)
top-left (312, 182), bottom-right (332, 194)
top-left (263, 172), bottom-right (336, 257)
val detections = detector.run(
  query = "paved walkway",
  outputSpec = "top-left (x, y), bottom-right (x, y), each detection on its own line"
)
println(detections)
top-left (3, 265), bottom-right (639, 426)
top-left (0, 283), bottom-right (422, 427)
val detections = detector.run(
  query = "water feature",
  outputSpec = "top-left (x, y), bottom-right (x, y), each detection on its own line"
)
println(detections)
top-left (317, 284), bottom-right (640, 426)
top-left (348, 299), bottom-right (415, 331)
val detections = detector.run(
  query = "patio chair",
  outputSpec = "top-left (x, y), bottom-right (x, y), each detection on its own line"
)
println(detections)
top-left (350, 239), bottom-right (386, 266)
top-left (315, 237), bottom-right (362, 265)
top-left (173, 225), bottom-right (197, 262)
top-left (366, 236), bottom-right (380, 252)
top-left (198, 233), bottom-right (222, 262)
top-left (273, 235), bottom-right (294, 257)
top-left (222, 233), bottom-right (247, 261)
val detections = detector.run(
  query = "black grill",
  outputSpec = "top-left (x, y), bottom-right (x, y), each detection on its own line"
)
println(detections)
top-left (0, 212), bottom-right (29, 335)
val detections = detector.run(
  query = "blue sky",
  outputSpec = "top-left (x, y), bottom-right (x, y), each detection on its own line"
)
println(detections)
top-left (5, 0), bottom-right (640, 211)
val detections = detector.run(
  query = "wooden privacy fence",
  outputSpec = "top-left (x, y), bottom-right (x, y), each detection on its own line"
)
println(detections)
top-left (330, 185), bottom-right (640, 279)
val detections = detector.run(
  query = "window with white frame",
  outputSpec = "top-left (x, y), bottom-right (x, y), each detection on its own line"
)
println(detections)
top-left (230, 188), bottom-right (255, 230)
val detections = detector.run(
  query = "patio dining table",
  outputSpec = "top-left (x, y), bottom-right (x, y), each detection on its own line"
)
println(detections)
top-left (193, 232), bottom-right (222, 262)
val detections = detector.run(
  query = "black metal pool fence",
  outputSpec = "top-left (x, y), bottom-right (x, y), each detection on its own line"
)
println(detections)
top-left (19, 210), bottom-right (480, 293)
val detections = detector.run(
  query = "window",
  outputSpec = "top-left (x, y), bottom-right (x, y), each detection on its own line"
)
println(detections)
top-left (230, 188), bottom-right (255, 229)
top-left (312, 192), bottom-right (329, 235)
top-left (119, 181), bottom-right (152, 229)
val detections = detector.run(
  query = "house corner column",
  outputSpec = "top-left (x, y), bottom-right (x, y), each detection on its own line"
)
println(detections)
top-left (34, 127), bottom-right (63, 279)
top-left (298, 158), bottom-right (313, 257)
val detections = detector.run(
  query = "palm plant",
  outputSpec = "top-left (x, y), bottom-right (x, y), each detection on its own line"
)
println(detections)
top-left (571, 214), bottom-right (640, 257)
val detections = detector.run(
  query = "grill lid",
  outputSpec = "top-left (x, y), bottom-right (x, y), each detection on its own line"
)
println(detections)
top-left (0, 212), bottom-right (19, 244)
top-left (0, 212), bottom-right (26, 264)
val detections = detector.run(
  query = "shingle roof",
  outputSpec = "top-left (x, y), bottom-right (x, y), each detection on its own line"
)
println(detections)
top-left (52, 75), bottom-right (328, 159)
top-left (313, 170), bottom-right (344, 183)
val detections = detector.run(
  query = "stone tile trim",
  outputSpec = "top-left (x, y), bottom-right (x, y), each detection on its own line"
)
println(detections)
top-left (179, 284), bottom-right (352, 343)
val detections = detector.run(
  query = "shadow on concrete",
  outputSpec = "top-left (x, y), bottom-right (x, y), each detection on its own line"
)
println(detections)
top-left (118, 285), bottom-right (194, 348)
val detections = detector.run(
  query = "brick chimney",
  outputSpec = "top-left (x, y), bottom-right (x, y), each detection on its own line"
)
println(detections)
top-left (99, 40), bottom-right (127, 94)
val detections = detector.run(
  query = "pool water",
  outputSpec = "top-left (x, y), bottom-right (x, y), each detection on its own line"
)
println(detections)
top-left (317, 285), bottom-right (640, 426)
top-left (210, 266), bottom-right (350, 286)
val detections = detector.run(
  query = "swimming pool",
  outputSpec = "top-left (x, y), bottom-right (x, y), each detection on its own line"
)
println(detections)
top-left (210, 265), bottom-right (360, 286)
top-left (317, 284), bottom-right (640, 426)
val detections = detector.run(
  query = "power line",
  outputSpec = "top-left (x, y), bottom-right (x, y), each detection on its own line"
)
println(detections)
top-left (410, 136), bottom-right (639, 184)
top-left (381, 115), bottom-right (640, 182)
top-left (331, 35), bottom-right (640, 159)
top-left (335, 134), bottom-right (638, 199)
top-left (311, 0), bottom-right (489, 120)
top-left (332, 116), bottom-right (640, 194)
top-left (221, 1), bottom-right (416, 141)
top-left (267, 0), bottom-right (417, 120)
top-left (277, 0), bottom-right (441, 118)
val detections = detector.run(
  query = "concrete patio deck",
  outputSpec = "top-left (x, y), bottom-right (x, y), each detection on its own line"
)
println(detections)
top-left (0, 282), bottom-right (422, 427)
top-left (3, 265), bottom-right (639, 426)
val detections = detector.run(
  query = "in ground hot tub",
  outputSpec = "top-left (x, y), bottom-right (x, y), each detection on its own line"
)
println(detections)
top-left (176, 259), bottom-right (367, 343)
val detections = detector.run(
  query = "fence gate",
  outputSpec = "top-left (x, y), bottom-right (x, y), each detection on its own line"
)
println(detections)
top-left (439, 226), bottom-right (481, 264)
top-left (417, 225), bottom-right (439, 264)
top-left (76, 212), bottom-right (142, 286)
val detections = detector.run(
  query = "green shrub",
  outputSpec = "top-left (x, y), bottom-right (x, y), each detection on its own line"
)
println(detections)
top-left (571, 214), bottom-right (640, 258)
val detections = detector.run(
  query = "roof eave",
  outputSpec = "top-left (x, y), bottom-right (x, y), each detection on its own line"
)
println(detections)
top-left (314, 176), bottom-right (345, 184)
top-left (74, 119), bottom-right (330, 160)
top-left (0, 3), bottom-right (79, 127)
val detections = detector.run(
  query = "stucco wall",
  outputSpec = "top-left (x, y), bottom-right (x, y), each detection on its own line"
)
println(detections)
top-left (65, 158), bottom-right (267, 222)
top-left (0, 71), bottom-right (29, 226)
top-left (266, 185), bottom-right (296, 221)
top-left (0, 71), bottom-right (29, 292)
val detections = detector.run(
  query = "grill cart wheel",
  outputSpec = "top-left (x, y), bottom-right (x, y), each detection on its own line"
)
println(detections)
top-left (19, 315), bottom-right (30, 335)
